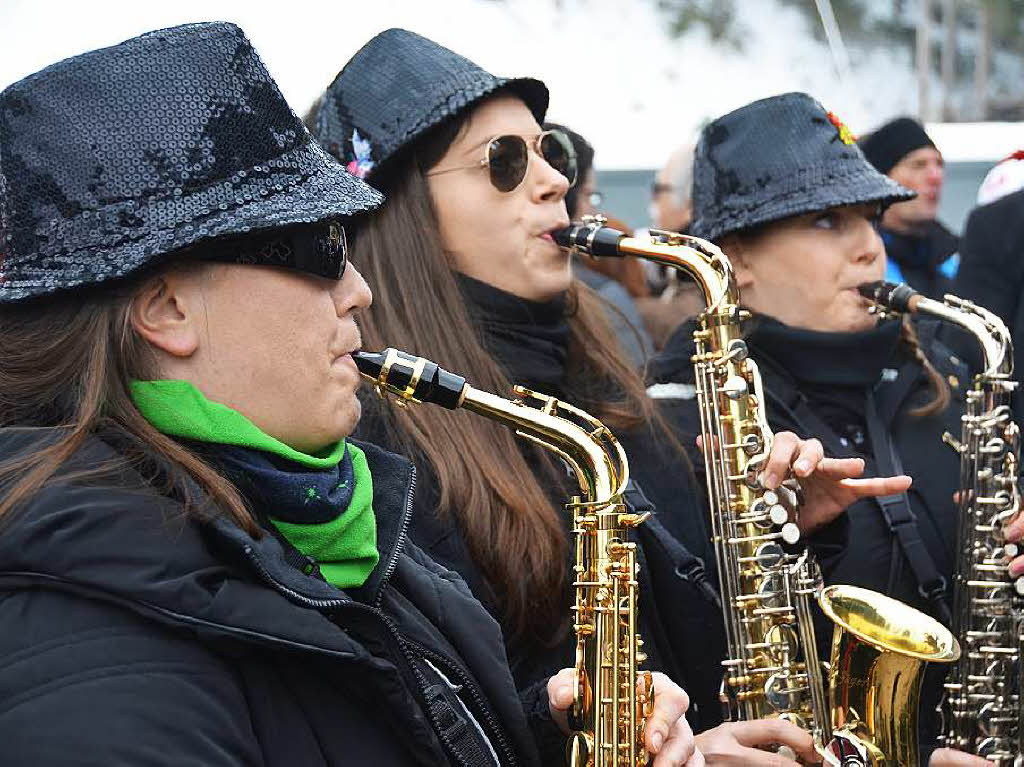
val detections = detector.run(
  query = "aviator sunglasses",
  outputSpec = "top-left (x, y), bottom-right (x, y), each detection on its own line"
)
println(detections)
top-left (427, 129), bottom-right (578, 193)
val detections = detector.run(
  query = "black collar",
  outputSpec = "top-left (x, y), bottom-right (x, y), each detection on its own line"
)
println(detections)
top-left (747, 316), bottom-right (903, 388)
top-left (457, 273), bottom-right (570, 392)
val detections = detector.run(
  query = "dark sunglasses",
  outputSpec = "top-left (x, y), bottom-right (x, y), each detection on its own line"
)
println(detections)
top-left (189, 218), bottom-right (348, 280)
top-left (427, 129), bottom-right (578, 192)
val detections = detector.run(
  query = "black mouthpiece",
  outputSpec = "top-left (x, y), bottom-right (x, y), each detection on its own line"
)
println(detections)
top-left (552, 221), bottom-right (625, 257)
top-left (857, 281), bottom-right (919, 312)
top-left (353, 349), bottom-right (466, 410)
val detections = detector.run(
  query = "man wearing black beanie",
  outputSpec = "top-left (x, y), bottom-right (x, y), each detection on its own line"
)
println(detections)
top-left (860, 116), bottom-right (959, 300)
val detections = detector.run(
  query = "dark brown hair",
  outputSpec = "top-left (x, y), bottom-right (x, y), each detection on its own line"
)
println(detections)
top-left (0, 270), bottom-right (257, 533)
top-left (348, 104), bottom-right (662, 639)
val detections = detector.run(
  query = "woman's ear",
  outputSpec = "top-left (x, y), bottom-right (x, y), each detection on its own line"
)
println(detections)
top-left (130, 267), bottom-right (205, 358)
top-left (719, 234), bottom-right (755, 291)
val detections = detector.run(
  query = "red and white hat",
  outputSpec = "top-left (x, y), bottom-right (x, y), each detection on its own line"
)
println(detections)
top-left (977, 151), bottom-right (1024, 206)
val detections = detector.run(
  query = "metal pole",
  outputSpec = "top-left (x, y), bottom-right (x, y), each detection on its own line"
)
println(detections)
top-left (813, 0), bottom-right (855, 89)
top-left (917, 0), bottom-right (932, 120)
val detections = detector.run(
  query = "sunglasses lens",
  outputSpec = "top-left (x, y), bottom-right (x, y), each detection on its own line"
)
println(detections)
top-left (541, 131), bottom-right (577, 187)
top-left (487, 135), bottom-right (529, 192)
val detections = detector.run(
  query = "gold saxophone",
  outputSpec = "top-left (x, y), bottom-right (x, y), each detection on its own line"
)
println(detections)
top-left (353, 348), bottom-right (654, 767)
top-left (556, 218), bottom-right (960, 765)
top-left (860, 280), bottom-right (1023, 765)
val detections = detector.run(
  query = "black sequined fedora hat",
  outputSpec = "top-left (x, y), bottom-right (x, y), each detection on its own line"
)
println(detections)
top-left (0, 22), bottom-right (382, 302)
top-left (690, 92), bottom-right (914, 243)
top-left (311, 28), bottom-right (549, 182)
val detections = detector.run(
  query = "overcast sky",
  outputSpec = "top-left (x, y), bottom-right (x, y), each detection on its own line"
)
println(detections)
top-left (1, 0), bottom-right (1017, 167)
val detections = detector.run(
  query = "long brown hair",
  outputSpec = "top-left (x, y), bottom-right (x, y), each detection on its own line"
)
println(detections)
top-left (0, 272), bottom-right (257, 534)
top-left (348, 105), bottom-right (660, 638)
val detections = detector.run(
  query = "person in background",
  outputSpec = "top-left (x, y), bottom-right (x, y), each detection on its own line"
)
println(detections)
top-left (650, 143), bottom-right (695, 235)
top-left (544, 121), bottom-right (653, 366)
top-left (641, 143), bottom-right (705, 349)
top-left (954, 153), bottom-right (1024, 429)
top-left (859, 117), bottom-right (959, 299)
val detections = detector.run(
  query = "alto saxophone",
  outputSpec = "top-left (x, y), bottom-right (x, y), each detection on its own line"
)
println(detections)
top-left (353, 348), bottom-right (654, 767)
top-left (860, 280), bottom-right (1023, 765)
top-left (556, 219), bottom-right (960, 766)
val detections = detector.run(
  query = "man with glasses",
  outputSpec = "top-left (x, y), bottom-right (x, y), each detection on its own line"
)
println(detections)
top-left (639, 143), bottom-right (704, 349)
top-left (650, 144), bottom-right (695, 235)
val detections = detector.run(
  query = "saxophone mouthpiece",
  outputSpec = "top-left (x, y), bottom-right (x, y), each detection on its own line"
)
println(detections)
top-left (553, 218), bottom-right (626, 257)
top-left (353, 348), bottom-right (466, 409)
top-left (858, 281), bottom-right (921, 313)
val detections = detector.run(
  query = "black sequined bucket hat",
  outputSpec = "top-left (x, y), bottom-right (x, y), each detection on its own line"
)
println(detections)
top-left (689, 92), bottom-right (914, 243)
top-left (311, 28), bottom-right (549, 182)
top-left (0, 22), bottom-right (382, 302)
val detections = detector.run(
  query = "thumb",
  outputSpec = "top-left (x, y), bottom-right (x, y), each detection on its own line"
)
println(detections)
top-left (547, 668), bottom-right (576, 712)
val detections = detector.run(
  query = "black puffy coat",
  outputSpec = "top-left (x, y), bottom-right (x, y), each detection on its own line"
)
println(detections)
top-left (0, 428), bottom-right (549, 767)
top-left (649, 316), bottom-right (971, 764)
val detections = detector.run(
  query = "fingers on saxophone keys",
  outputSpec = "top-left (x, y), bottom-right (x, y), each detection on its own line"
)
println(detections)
top-left (1005, 514), bottom-right (1024, 543)
top-left (762, 432), bottom-right (822, 488)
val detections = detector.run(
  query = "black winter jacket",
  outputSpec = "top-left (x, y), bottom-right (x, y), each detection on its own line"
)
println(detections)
top-left (0, 427), bottom-right (549, 767)
top-left (649, 317), bottom-right (971, 764)
top-left (955, 188), bottom-right (1024, 428)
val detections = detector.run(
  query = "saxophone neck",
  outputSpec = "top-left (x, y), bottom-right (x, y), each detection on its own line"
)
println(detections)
top-left (355, 347), bottom-right (628, 507)
top-left (859, 280), bottom-right (1015, 381)
top-left (461, 386), bottom-right (629, 505)
top-left (554, 217), bottom-right (740, 312)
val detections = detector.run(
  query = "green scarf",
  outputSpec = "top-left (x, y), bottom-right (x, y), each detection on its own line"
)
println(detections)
top-left (131, 380), bottom-right (378, 588)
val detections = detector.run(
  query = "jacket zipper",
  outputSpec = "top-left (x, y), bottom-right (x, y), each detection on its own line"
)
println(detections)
top-left (409, 641), bottom-right (517, 767)
top-left (374, 464), bottom-right (417, 608)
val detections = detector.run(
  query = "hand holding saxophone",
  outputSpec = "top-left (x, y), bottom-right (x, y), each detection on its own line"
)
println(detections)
top-left (697, 432), bottom-right (913, 535)
top-left (929, 748), bottom-right (996, 766)
top-left (694, 719), bottom-right (819, 766)
top-left (548, 670), bottom-right (702, 766)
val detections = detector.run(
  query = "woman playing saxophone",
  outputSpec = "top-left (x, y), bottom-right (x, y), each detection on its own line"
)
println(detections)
top-left (309, 32), bottom-right (919, 767)
top-left (645, 92), bottom-right (976, 766)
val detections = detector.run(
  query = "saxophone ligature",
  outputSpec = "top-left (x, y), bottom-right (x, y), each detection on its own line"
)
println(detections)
top-left (557, 218), bottom-right (960, 766)
top-left (353, 348), bottom-right (653, 767)
top-left (860, 280), bottom-right (1023, 764)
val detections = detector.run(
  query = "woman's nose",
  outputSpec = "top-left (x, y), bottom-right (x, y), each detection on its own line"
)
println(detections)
top-left (334, 263), bottom-right (373, 315)
top-left (529, 151), bottom-right (570, 203)
top-left (853, 217), bottom-right (883, 263)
